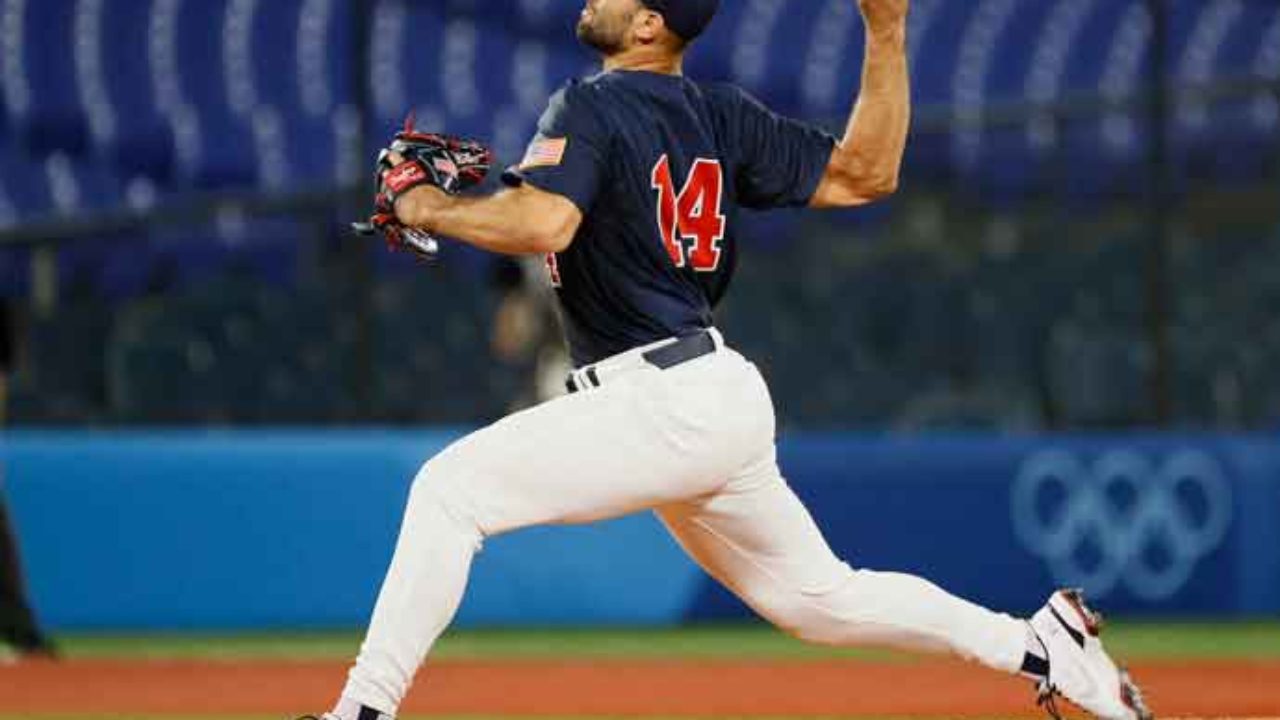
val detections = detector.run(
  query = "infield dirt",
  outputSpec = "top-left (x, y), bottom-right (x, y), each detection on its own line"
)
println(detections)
top-left (1, 657), bottom-right (1278, 717)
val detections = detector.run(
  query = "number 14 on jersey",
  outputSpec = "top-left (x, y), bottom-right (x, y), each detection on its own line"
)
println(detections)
top-left (651, 155), bottom-right (726, 272)
top-left (545, 154), bottom-right (726, 288)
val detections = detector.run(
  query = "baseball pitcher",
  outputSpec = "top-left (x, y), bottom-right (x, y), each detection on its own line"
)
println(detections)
top-left (304, 2), bottom-right (1153, 720)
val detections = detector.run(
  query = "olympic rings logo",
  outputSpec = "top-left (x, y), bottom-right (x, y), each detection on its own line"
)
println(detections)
top-left (1011, 449), bottom-right (1232, 601)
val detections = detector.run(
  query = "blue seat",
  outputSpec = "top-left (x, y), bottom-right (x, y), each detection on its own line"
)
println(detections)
top-left (1194, 0), bottom-right (1271, 78)
top-left (511, 0), bottom-right (587, 38)
top-left (1174, 3), bottom-right (1280, 186)
top-left (985, 0), bottom-right (1062, 105)
top-left (279, 107), bottom-right (363, 191)
top-left (269, 3), bottom-right (357, 204)
top-left (166, 0), bottom-right (258, 189)
top-left (184, 110), bottom-right (260, 189)
top-left (240, 0), bottom-right (355, 123)
top-left (1056, 0), bottom-right (1133, 97)
top-left (245, 0), bottom-right (307, 114)
top-left (1167, 0), bottom-right (1249, 187)
top-left (95, 0), bottom-right (176, 182)
top-left (172, 0), bottom-right (233, 114)
top-left (10, 1), bottom-right (87, 156)
top-left (793, 0), bottom-right (866, 117)
top-left (745, 2), bottom-right (828, 114)
top-left (955, 0), bottom-right (1067, 204)
top-left (366, 0), bottom-right (423, 125)
top-left (912, 1), bottom-right (981, 108)
top-left (394, 0), bottom-right (448, 127)
top-left (438, 14), bottom-right (520, 141)
top-left (315, 0), bottom-right (358, 111)
top-left (901, 0), bottom-right (982, 182)
top-left (1051, 0), bottom-right (1151, 205)
top-left (682, 0), bottom-right (747, 84)
top-left (55, 154), bottom-right (128, 214)
top-left (0, 146), bottom-right (54, 222)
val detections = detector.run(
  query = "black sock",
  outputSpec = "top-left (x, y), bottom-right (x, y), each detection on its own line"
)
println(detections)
top-left (1020, 651), bottom-right (1050, 678)
top-left (0, 495), bottom-right (46, 649)
top-left (1020, 622), bottom-right (1050, 679)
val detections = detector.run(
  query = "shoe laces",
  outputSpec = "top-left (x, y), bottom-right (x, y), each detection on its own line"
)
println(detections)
top-left (1036, 679), bottom-right (1066, 720)
top-left (1120, 668), bottom-right (1156, 720)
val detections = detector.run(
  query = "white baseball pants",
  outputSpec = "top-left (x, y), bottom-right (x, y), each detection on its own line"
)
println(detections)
top-left (339, 330), bottom-right (1028, 716)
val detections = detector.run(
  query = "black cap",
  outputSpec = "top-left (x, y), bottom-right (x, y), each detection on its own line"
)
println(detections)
top-left (638, 0), bottom-right (721, 41)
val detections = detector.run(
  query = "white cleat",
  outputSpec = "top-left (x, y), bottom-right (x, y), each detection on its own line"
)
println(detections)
top-left (1029, 589), bottom-right (1154, 720)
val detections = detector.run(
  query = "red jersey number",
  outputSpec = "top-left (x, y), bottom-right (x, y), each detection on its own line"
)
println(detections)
top-left (650, 155), bottom-right (726, 272)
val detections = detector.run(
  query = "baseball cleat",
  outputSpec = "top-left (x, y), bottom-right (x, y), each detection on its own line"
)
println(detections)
top-left (1029, 589), bottom-right (1154, 720)
top-left (0, 637), bottom-right (57, 665)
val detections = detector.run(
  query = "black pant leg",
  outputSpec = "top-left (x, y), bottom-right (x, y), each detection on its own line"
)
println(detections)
top-left (0, 492), bottom-right (48, 651)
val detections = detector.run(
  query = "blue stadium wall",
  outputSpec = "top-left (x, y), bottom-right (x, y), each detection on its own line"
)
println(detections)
top-left (2, 430), bottom-right (1277, 630)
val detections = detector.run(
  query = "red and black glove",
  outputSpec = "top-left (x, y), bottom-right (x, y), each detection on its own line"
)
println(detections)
top-left (352, 115), bottom-right (494, 259)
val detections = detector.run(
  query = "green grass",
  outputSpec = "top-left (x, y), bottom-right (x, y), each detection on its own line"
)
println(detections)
top-left (0, 712), bottom-right (967, 717)
top-left (0, 712), bottom-right (1024, 717)
top-left (55, 620), bottom-right (1280, 662)
top-left (16, 623), bottom-right (1278, 720)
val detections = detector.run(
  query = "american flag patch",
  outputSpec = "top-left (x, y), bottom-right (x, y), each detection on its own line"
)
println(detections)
top-left (520, 137), bottom-right (568, 169)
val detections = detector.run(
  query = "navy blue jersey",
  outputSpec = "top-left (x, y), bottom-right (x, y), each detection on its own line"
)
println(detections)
top-left (503, 70), bottom-right (835, 367)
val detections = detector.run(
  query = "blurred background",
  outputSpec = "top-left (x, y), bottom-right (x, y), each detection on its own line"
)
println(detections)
top-left (0, 0), bottom-right (1277, 430)
top-left (1, 0), bottom-right (1279, 642)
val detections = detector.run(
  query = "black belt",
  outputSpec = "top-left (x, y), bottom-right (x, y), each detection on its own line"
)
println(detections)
top-left (567, 330), bottom-right (716, 394)
top-left (642, 330), bottom-right (716, 369)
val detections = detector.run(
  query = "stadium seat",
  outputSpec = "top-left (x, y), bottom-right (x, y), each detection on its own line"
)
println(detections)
top-left (163, 0), bottom-right (258, 189)
top-left (1169, 0), bottom-right (1248, 187)
top-left (1180, 4), bottom-right (1280, 185)
top-left (312, 0), bottom-right (358, 112)
top-left (512, 0), bottom-right (586, 38)
top-left (900, 1), bottom-right (982, 183)
top-left (3, 0), bottom-right (1275, 221)
top-left (682, 0), bottom-right (746, 84)
top-left (793, 0), bottom-right (865, 118)
top-left (92, 0), bottom-right (176, 181)
top-left (47, 153), bottom-right (128, 214)
top-left (244, 0), bottom-right (307, 114)
top-left (8, 0), bottom-right (88, 156)
top-left (954, 0), bottom-right (1063, 204)
top-left (0, 145), bottom-right (54, 222)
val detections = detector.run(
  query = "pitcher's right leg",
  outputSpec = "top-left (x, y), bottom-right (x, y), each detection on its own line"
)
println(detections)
top-left (656, 449), bottom-right (1031, 674)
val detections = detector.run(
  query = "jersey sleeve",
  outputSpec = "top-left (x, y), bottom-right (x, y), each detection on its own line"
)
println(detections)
top-left (501, 82), bottom-right (610, 213)
top-left (730, 88), bottom-right (837, 210)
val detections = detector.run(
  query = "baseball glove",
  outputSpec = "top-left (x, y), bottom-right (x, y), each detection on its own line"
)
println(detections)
top-left (352, 115), bottom-right (494, 259)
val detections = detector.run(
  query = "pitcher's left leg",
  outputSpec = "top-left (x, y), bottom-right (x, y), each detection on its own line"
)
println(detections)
top-left (656, 449), bottom-right (1029, 674)
top-left (338, 351), bottom-right (757, 718)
